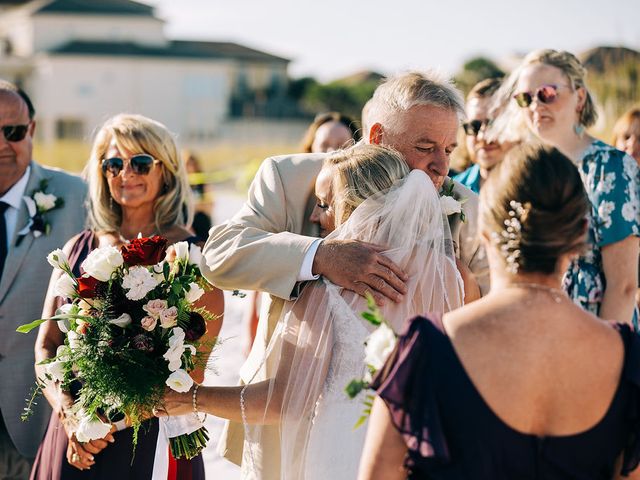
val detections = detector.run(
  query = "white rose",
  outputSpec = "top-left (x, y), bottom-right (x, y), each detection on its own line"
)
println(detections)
top-left (47, 249), bottom-right (70, 271)
top-left (81, 246), bottom-right (123, 282)
top-left (54, 274), bottom-right (76, 299)
top-left (122, 266), bottom-right (158, 301)
top-left (185, 282), bottom-right (204, 303)
top-left (188, 243), bottom-right (203, 266)
top-left (173, 242), bottom-right (189, 263)
top-left (440, 195), bottom-right (462, 216)
top-left (109, 313), bottom-right (132, 328)
top-left (33, 191), bottom-right (57, 211)
top-left (364, 323), bottom-right (397, 371)
top-left (75, 415), bottom-right (112, 442)
top-left (165, 369), bottom-right (194, 393)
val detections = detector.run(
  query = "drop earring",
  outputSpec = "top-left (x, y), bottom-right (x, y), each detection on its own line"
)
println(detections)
top-left (573, 123), bottom-right (585, 138)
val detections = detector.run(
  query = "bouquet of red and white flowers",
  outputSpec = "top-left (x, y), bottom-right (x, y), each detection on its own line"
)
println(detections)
top-left (18, 236), bottom-right (216, 459)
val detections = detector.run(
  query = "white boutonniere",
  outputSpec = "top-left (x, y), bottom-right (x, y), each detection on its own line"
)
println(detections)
top-left (16, 179), bottom-right (64, 246)
top-left (440, 181), bottom-right (467, 222)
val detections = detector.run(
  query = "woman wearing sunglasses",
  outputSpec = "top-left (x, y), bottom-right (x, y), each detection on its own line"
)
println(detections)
top-left (31, 114), bottom-right (224, 479)
top-left (491, 49), bottom-right (640, 329)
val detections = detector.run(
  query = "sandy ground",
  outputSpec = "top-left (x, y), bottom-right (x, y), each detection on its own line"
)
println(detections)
top-left (201, 188), bottom-right (246, 479)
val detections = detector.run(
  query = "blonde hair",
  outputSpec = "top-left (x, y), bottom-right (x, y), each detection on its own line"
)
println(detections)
top-left (326, 144), bottom-right (410, 227)
top-left (84, 113), bottom-right (193, 233)
top-left (363, 71), bottom-right (465, 138)
top-left (612, 106), bottom-right (640, 146)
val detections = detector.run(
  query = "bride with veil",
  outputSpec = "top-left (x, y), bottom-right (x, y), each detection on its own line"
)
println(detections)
top-left (158, 144), bottom-right (464, 479)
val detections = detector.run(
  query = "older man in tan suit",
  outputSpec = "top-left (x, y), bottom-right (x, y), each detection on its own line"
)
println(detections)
top-left (201, 71), bottom-right (488, 479)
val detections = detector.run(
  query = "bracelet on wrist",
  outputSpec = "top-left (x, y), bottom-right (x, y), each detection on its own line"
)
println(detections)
top-left (192, 383), bottom-right (207, 423)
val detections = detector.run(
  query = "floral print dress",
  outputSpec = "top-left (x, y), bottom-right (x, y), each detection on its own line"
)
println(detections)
top-left (563, 140), bottom-right (640, 327)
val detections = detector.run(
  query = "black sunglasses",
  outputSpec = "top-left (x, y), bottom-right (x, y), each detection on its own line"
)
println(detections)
top-left (101, 154), bottom-right (158, 177)
top-left (462, 119), bottom-right (492, 136)
top-left (1, 124), bottom-right (29, 142)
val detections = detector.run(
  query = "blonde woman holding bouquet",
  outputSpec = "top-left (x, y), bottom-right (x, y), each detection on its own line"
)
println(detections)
top-left (31, 114), bottom-right (224, 480)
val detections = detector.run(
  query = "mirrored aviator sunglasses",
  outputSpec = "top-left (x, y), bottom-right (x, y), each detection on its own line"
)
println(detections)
top-left (1, 124), bottom-right (29, 142)
top-left (513, 84), bottom-right (559, 108)
top-left (101, 154), bottom-right (156, 176)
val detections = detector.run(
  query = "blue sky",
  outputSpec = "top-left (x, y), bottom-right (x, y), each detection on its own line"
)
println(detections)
top-left (146, 0), bottom-right (640, 81)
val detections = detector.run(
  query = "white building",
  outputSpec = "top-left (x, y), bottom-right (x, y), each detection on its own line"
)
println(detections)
top-left (0, 0), bottom-right (291, 144)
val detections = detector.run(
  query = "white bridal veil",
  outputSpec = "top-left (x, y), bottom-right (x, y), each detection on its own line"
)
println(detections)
top-left (240, 169), bottom-right (463, 479)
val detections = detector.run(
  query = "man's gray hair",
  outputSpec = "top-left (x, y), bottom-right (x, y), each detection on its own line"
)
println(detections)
top-left (363, 71), bottom-right (465, 138)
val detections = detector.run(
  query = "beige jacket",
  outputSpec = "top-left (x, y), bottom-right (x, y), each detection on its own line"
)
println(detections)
top-left (200, 153), bottom-right (488, 478)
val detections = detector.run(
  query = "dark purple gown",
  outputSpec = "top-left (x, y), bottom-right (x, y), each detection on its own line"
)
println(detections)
top-left (30, 231), bottom-right (205, 480)
top-left (372, 314), bottom-right (640, 479)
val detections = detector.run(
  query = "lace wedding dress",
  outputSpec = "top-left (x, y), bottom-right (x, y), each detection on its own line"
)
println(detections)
top-left (242, 170), bottom-right (463, 479)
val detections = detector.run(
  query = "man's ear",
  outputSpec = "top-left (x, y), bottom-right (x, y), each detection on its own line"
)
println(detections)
top-left (369, 123), bottom-right (383, 145)
top-left (28, 120), bottom-right (36, 137)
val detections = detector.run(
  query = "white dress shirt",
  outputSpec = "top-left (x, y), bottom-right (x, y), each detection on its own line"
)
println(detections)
top-left (0, 166), bottom-right (31, 249)
top-left (297, 237), bottom-right (322, 282)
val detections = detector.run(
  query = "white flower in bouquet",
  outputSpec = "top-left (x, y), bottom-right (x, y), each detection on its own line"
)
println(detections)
top-left (440, 195), bottom-right (462, 216)
top-left (166, 369), bottom-right (194, 393)
top-left (169, 327), bottom-right (186, 346)
top-left (159, 306), bottom-right (179, 328)
top-left (364, 323), bottom-right (397, 371)
top-left (152, 262), bottom-right (166, 283)
top-left (164, 327), bottom-right (186, 371)
top-left (55, 303), bottom-right (75, 332)
top-left (185, 282), bottom-right (204, 303)
top-left (75, 414), bottom-right (112, 442)
top-left (47, 249), bottom-right (70, 271)
top-left (77, 299), bottom-right (94, 316)
top-left (109, 313), bottom-right (132, 328)
top-left (46, 357), bottom-right (66, 382)
top-left (143, 299), bottom-right (168, 319)
top-left (173, 241), bottom-right (189, 263)
top-left (140, 315), bottom-right (157, 331)
top-left (33, 191), bottom-right (57, 211)
top-left (67, 330), bottom-right (81, 350)
top-left (188, 243), bottom-right (202, 266)
top-left (82, 246), bottom-right (123, 281)
top-left (54, 274), bottom-right (76, 299)
top-left (122, 266), bottom-right (158, 301)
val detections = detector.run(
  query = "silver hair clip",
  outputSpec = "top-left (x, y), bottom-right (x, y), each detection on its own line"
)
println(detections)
top-left (492, 200), bottom-right (527, 274)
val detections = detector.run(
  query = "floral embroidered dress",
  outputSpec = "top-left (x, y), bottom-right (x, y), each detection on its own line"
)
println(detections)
top-left (562, 140), bottom-right (640, 326)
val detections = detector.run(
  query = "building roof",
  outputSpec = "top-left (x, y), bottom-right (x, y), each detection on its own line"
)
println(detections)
top-left (34, 0), bottom-right (154, 16)
top-left (48, 40), bottom-right (290, 63)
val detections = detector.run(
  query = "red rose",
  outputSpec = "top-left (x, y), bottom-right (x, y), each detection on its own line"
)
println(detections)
top-left (121, 236), bottom-right (168, 266)
top-left (77, 275), bottom-right (100, 298)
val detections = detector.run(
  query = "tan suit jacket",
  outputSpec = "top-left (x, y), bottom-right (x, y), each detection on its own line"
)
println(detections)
top-left (200, 153), bottom-right (488, 478)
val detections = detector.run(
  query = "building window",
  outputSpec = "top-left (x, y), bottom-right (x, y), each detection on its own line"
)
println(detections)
top-left (55, 119), bottom-right (85, 140)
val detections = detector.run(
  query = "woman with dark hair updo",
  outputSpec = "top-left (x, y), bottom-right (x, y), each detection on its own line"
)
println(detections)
top-left (300, 111), bottom-right (361, 153)
top-left (358, 145), bottom-right (640, 479)
top-left (489, 49), bottom-right (640, 327)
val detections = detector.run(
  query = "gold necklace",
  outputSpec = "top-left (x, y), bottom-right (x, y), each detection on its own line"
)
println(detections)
top-left (505, 282), bottom-right (567, 304)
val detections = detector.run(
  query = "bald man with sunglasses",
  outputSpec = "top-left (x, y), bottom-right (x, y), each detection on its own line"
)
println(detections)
top-left (0, 81), bottom-right (86, 479)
